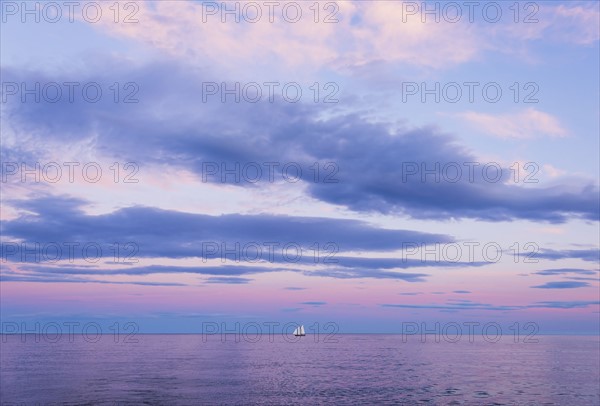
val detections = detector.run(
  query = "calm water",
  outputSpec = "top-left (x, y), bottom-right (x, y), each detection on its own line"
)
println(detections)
top-left (1, 335), bottom-right (598, 405)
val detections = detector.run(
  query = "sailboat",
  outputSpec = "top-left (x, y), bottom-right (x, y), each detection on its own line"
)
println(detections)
top-left (293, 325), bottom-right (306, 337)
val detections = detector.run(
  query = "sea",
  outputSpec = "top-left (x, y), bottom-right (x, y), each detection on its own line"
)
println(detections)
top-left (1, 334), bottom-right (598, 405)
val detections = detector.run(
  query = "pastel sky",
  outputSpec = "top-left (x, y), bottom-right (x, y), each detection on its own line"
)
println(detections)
top-left (1, 0), bottom-right (599, 334)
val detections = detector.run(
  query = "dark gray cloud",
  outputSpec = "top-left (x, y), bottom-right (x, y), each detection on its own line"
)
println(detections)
top-left (17, 264), bottom-right (288, 277)
top-left (382, 300), bottom-right (600, 311)
top-left (332, 256), bottom-right (487, 269)
top-left (305, 268), bottom-right (428, 282)
top-left (381, 301), bottom-right (520, 311)
top-left (529, 301), bottom-right (600, 309)
top-left (529, 249), bottom-right (600, 262)
top-left (1, 196), bottom-right (452, 264)
top-left (205, 277), bottom-right (252, 284)
top-left (0, 272), bottom-right (186, 286)
top-left (3, 63), bottom-right (598, 223)
top-left (300, 301), bottom-right (327, 306)
top-left (531, 281), bottom-right (590, 289)
top-left (533, 268), bottom-right (599, 276)
top-left (11, 262), bottom-right (431, 284)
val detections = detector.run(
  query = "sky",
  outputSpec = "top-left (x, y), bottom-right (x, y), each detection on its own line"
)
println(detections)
top-left (0, 0), bottom-right (599, 335)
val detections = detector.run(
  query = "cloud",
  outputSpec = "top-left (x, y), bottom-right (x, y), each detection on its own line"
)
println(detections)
top-left (493, 3), bottom-right (600, 47)
top-left (332, 256), bottom-right (487, 270)
top-left (0, 273), bottom-right (186, 286)
top-left (530, 301), bottom-right (600, 309)
top-left (453, 290), bottom-right (471, 294)
top-left (530, 249), bottom-right (600, 262)
top-left (382, 300), bottom-right (600, 311)
top-left (531, 281), bottom-right (590, 289)
top-left (284, 287), bottom-right (307, 291)
top-left (381, 301), bottom-right (520, 311)
top-left (533, 268), bottom-right (599, 276)
top-left (456, 109), bottom-right (567, 139)
top-left (11, 262), bottom-right (432, 284)
top-left (93, 1), bottom-right (598, 79)
top-left (2, 58), bottom-right (598, 224)
top-left (306, 268), bottom-right (428, 282)
top-left (94, 0), bottom-right (482, 74)
top-left (564, 277), bottom-right (599, 281)
top-left (205, 277), bottom-right (252, 284)
top-left (1, 195), bottom-right (452, 262)
top-left (551, 4), bottom-right (600, 45)
top-left (300, 301), bottom-right (327, 306)
top-left (15, 264), bottom-right (287, 277)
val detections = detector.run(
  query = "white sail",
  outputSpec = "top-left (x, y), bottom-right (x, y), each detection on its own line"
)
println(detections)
top-left (293, 325), bottom-right (305, 336)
